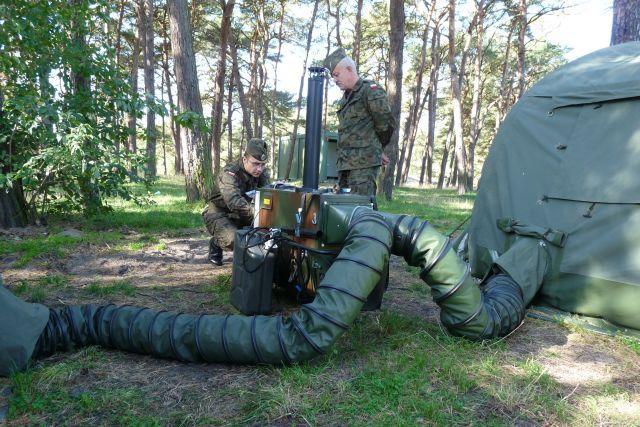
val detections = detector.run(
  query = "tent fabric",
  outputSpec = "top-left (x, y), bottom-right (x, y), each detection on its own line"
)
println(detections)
top-left (0, 281), bottom-right (49, 376)
top-left (468, 42), bottom-right (640, 331)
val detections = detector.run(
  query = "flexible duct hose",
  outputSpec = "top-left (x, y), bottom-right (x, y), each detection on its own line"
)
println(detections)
top-left (379, 213), bottom-right (549, 339)
top-left (32, 210), bottom-right (392, 364)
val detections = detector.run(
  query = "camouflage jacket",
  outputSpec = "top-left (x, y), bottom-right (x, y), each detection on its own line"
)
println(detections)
top-left (336, 78), bottom-right (396, 171)
top-left (209, 159), bottom-right (270, 222)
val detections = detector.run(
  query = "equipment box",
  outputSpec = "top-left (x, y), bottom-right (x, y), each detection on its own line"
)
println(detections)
top-left (230, 229), bottom-right (275, 315)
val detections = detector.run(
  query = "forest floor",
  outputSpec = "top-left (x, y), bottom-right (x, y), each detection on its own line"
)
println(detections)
top-left (0, 180), bottom-right (639, 425)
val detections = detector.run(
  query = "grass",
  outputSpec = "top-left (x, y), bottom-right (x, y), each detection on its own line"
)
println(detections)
top-left (377, 187), bottom-right (475, 234)
top-left (1, 178), bottom-right (639, 425)
top-left (11, 275), bottom-right (71, 303)
top-left (0, 231), bottom-right (122, 268)
top-left (83, 280), bottom-right (136, 297)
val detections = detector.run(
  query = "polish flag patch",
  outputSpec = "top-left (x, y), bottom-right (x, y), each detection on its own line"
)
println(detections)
top-left (226, 171), bottom-right (236, 177)
top-left (370, 84), bottom-right (378, 90)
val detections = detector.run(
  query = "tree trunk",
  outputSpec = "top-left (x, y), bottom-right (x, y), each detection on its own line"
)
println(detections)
top-left (467, 0), bottom-right (486, 190)
top-left (437, 122), bottom-right (453, 189)
top-left (496, 20), bottom-right (515, 130)
top-left (139, 0), bottom-right (157, 178)
top-left (249, 29), bottom-right (259, 138)
top-left (425, 27), bottom-right (441, 184)
top-left (161, 12), bottom-right (182, 174)
top-left (70, 0), bottom-right (102, 212)
top-left (128, 32), bottom-right (140, 163)
top-left (448, 0), bottom-right (469, 194)
top-left (283, 0), bottom-right (320, 180)
top-left (257, 35), bottom-right (269, 139)
top-left (271, 0), bottom-right (286, 169)
top-left (611, 0), bottom-right (640, 44)
top-left (210, 0), bottom-right (235, 176)
top-left (399, 2), bottom-right (437, 186)
top-left (114, 0), bottom-right (126, 67)
top-left (380, 0), bottom-right (404, 200)
top-left (327, 0), bottom-right (343, 47)
top-left (0, 90), bottom-right (29, 227)
top-left (160, 67), bottom-right (167, 175)
top-left (168, 0), bottom-right (213, 201)
top-left (227, 75), bottom-right (234, 163)
top-left (395, 88), bottom-right (414, 186)
top-left (516, 0), bottom-right (527, 99)
top-left (353, 0), bottom-right (363, 68)
top-left (230, 37), bottom-right (254, 141)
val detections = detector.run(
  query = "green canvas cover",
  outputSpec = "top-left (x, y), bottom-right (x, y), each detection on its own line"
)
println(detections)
top-left (0, 278), bottom-right (49, 376)
top-left (468, 42), bottom-right (640, 332)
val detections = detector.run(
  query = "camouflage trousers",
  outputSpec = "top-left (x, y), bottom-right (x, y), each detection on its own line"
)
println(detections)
top-left (202, 203), bottom-right (248, 250)
top-left (338, 166), bottom-right (380, 197)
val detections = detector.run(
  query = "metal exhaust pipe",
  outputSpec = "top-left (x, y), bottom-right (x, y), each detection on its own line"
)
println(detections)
top-left (302, 67), bottom-right (326, 190)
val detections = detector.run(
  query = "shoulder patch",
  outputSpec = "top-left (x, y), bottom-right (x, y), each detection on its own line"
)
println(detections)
top-left (370, 83), bottom-right (378, 90)
top-left (226, 171), bottom-right (236, 177)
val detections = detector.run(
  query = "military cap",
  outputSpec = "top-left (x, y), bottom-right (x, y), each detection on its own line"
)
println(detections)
top-left (245, 138), bottom-right (268, 162)
top-left (323, 48), bottom-right (348, 73)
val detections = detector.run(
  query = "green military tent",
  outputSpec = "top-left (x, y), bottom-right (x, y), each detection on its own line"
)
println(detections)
top-left (465, 41), bottom-right (640, 333)
top-left (277, 131), bottom-right (339, 182)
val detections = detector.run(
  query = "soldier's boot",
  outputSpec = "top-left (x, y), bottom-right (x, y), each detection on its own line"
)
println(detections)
top-left (208, 238), bottom-right (223, 266)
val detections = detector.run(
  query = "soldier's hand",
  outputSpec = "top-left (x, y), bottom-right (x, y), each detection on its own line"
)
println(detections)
top-left (381, 153), bottom-right (390, 166)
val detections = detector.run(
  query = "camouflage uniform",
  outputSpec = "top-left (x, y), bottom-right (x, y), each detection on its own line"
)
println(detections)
top-left (203, 160), bottom-right (270, 250)
top-left (203, 139), bottom-right (269, 265)
top-left (324, 48), bottom-right (396, 196)
top-left (336, 78), bottom-right (395, 196)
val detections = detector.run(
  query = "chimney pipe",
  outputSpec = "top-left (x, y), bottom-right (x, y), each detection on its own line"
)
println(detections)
top-left (302, 67), bottom-right (326, 190)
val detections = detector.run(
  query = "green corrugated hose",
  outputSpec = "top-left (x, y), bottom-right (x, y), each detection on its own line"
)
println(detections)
top-left (8, 208), bottom-right (549, 375)
top-left (379, 212), bottom-right (550, 339)
top-left (31, 209), bottom-right (392, 365)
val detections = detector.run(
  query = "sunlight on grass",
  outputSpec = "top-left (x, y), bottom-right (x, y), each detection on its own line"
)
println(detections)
top-left (377, 187), bottom-right (475, 233)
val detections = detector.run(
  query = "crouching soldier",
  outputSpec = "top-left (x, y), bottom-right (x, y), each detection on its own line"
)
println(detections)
top-left (203, 138), bottom-right (270, 265)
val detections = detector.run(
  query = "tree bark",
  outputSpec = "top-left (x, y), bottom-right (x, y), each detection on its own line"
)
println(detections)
top-left (448, 0), bottom-right (469, 194)
top-left (283, 0), bottom-right (320, 180)
top-left (114, 0), bottom-right (126, 67)
top-left (230, 37), bottom-right (254, 142)
top-left (160, 67), bottom-right (167, 175)
top-left (353, 0), bottom-right (363, 68)
top-left (210, 0), bottom-right (235, 176)
top-left (495, 19), bottom-right (515, 131)
top-left (400, 1), bottom-right (438, 186)
top-left (161, 9), bottom-right (182, 174)
top-left (467, 0), bottom-right (486, 190)
top-left (227, 74), bottom-right (234, 163)
top-left (425, 26), bottom-right (441, 184)
top-left (271, 0), bottom-right (286, 168)
top-left (0, 89), bottom-right (29, 227)
top-left (380, 0), bottom-right (404, 200)
top-left (516, 0), bottom-right (527, 99)
top-left (139, 0), bottom-right (157, 178)
top-left (128, 31), bottom-right (140, 163)
top-left (437, 121), bottom-right (453, 189)
top-left (611, 0), bottom-right (640, 45)
top-left (168, 0), bottom-right (214, 201)
top-left (327, 0), bottom-right (343, 48)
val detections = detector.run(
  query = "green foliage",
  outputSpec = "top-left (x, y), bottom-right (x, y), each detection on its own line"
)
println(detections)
top-left (0, 0), bottom-right (152, 217)
top-left (174, 110), bottom-right (210, 134)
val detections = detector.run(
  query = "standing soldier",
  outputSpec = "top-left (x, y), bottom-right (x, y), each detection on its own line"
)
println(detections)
top-left (203, 138), bottom-right (270, 265)
top-left (323, 48), bottom-right (396, 197)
